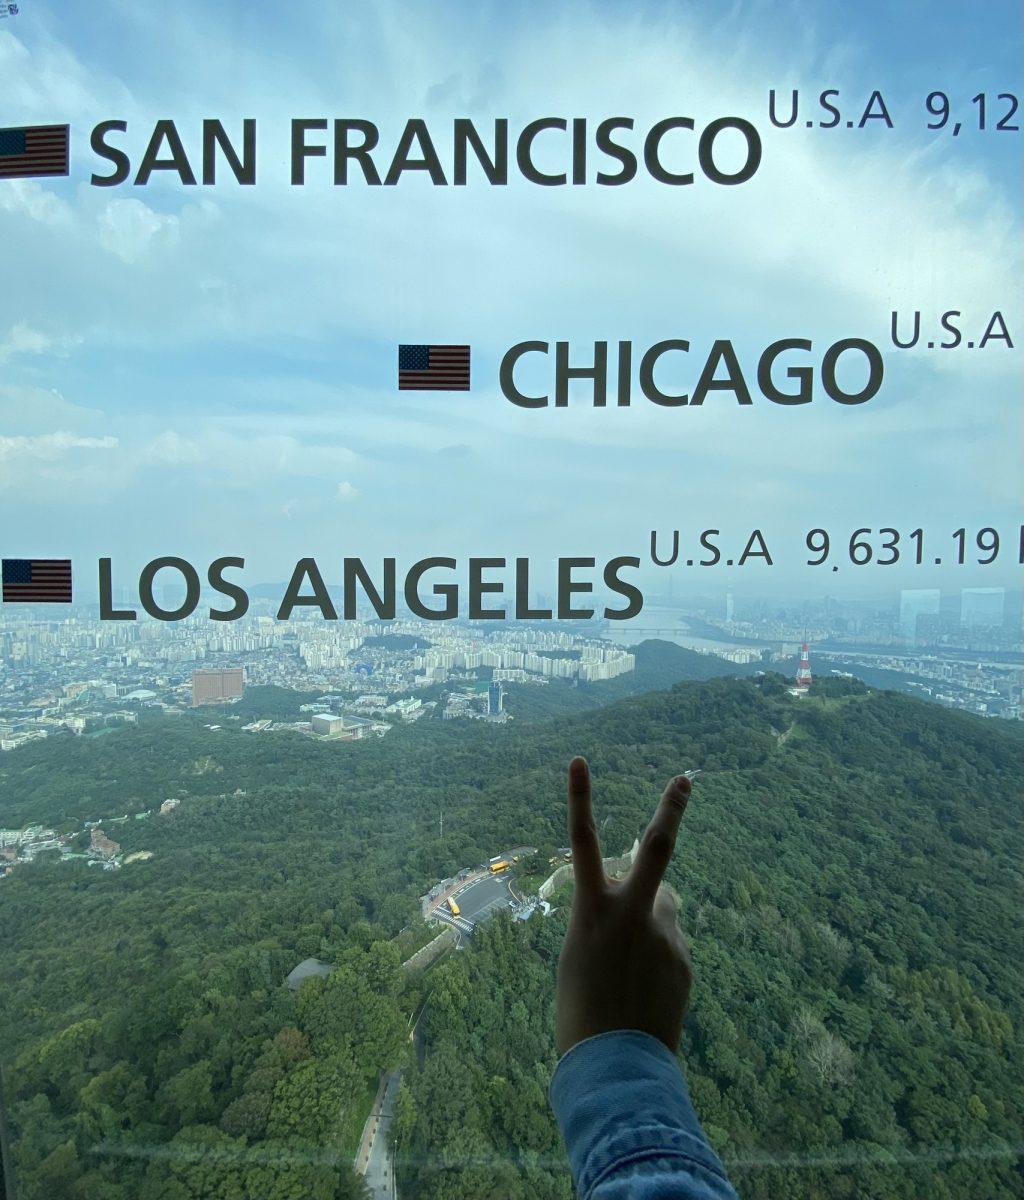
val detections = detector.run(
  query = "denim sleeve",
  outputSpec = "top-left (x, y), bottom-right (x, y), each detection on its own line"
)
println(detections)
top-left (549, 1030), bottom-right (739, 1199)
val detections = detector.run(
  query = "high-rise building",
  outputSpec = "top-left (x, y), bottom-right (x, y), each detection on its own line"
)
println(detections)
top-left (191, 667), bottom-right (244, 707)
top-left (488, 680), bottom-right (504, 715)
top-left (961, 588), bottom-right (1005, 629)
top-left (898, 589), bottom-right (940, 644)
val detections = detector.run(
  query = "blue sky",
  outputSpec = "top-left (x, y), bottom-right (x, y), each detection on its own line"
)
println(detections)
top-left (1, 0), bottom-right (1021, 599)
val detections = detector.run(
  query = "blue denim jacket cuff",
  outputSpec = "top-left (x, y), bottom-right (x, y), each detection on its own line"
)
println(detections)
top-left (549, 1029), bottom-right (734, 1199)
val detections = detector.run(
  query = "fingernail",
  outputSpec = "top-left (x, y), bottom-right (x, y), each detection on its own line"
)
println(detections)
top-left (674, 775), bottom-right (691, 797)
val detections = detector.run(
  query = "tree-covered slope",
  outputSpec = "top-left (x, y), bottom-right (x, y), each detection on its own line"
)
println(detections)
top-left (1, 674), bottom-right (1021, 1199)
top-left (404, 686), bottom-right (1024, 1199)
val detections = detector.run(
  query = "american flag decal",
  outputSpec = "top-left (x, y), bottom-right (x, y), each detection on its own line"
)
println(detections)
top-left (2, 559), bottom-right (73, 603)
top-left (398, 344), bottom-right (471, 391)
top-left (0, 124), bottom-right (70, 179)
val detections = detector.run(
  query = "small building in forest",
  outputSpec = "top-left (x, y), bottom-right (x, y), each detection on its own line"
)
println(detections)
top-left (285, 957), bottom-right (333, 992)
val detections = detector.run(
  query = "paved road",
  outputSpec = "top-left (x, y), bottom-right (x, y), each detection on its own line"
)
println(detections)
top-left (455, 873), bottom-right (515, 924)
top-left (362, 1071), bottom-right (400, 1200)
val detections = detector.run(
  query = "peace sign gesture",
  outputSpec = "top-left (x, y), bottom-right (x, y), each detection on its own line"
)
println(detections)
top-left (555, 756), bottom-right (694, 1056)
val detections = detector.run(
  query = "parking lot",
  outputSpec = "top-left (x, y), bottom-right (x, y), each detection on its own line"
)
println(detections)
top-left (455, 872), bottom-right (516, 923)
top-left (430, 847), bottom-right (534, 935)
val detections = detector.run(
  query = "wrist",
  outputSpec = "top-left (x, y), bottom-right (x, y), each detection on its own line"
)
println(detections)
top-left (557, 1013), bottom-right (683, 1058)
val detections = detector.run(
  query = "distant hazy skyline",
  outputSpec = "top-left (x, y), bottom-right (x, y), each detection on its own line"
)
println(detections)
top-left (1, 0), bottom-right (1021, 602)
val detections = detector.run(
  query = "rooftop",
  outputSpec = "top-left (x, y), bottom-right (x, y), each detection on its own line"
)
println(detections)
top-left (285, 957), bottom-right (333, 992)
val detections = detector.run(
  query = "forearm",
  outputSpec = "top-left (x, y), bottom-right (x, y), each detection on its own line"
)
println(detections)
top-left (549, 1030), bottom-right (739, 1200)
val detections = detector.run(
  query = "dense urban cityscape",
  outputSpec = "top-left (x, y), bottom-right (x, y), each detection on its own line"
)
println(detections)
top-left (0, 605), bottom-right (639, 753)
top-left (1, 586), bottom-right (1020, 763)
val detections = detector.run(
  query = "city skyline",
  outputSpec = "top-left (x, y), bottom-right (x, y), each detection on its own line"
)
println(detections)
top-left (2, 579), bottom-right (1022, 631)
top-left (3, 582), bottom-right (1020, 747)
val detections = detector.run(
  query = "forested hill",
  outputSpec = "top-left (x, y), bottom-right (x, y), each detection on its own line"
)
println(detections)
top-left (502, 637), bottom-right (752, 720)
top-left (1, 674), bottom-right (1022, 1199)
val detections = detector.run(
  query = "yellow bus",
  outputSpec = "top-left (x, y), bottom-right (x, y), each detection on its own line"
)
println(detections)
top-left (490, 860), bottom-right (510, 873)
top-left (447, 896), bottom-right (461, 916)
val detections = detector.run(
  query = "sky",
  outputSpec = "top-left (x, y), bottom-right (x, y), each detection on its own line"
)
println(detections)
top-left (0, 0), bottom-right (1021, 604)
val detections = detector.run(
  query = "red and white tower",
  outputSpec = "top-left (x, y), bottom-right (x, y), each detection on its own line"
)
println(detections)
top-left (795, 642), bottom-right (812, 690)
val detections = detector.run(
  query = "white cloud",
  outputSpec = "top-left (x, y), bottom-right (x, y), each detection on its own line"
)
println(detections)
top-left (0, 385), bottom-right (104, 434)
top-left (97, 198), bottom-right (180, 263)
top-left (0, 322), bottom-right (83, 362)
top-left (144, 428), bottom-right (358, 481)
top-left (0, 1), bottom-right (1017, 586)
top-left (0, 176), bottom-right (73, 227)
top-left (0, 323), bottom-right (51, 360)
top-left (0, 430), bottom-right (117, 463)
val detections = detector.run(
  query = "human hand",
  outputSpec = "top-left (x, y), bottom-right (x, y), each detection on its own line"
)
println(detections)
top-left (555, 756), bottom-right (693, 1057)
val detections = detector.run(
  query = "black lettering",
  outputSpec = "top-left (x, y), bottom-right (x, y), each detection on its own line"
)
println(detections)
top-left (469, 558), bottom-right (506, 619)
top-left (291, 119), bottom-right (329, 185)
top-left (819, 90), bottom-right (842, 128)
top-left (453, 118), bottom-right (508, 185)
top-left (500, 341), bottom-right (549, 407)
top-left (518, 118), bottom-right (568, 185)
top-left (595, 118), bottom-right (637, 184)
top-left (333, 119), bottom-right (381, 184)
top-left (639, 340), bottom-right (689, 406)
top-left (980, 311), bottom-right (1013, 349)
top-left (344, 558), bottom-right (394, 619)
top-left (644, 117), bottom-right (694, 185)
top-left (98, 558), bottom-right (136, 620)
top-left (569, 117), bottom-right (586, 184)
top-left (759, 339), bottom-right (813, 405)
top-left (384, 119), bottom-right (447, 185)
top-left (278, 558), bottom-right (337, 620)
top-left (202, 119), bottom-right (256, 185)
top-left (603, 557), bottom-right (643, 619)
top-left (690, 340), bottom-right (753, 405)
top-left (557, 558), bottom-right (595, 619)
top-left (821, 338), bottom-right (883, 405)
top-left (90, 120), bottom-right (130, 186)
top-left (405, 558), bottom-right (458, 619)
top-left (939, 310), bottom-right (962, 348)
top-left (616, 340), bottom-right (632, 406)
top-left (738, 531), bottom-right (773, 565)
top-left (890, 310), bottom-right (920, 349)
top-left (139, 557), bottom-right (200, 621)
top-left (698, 117), bottom-right (761, 185)
top-left (699, 531), bottom-right (721, 566)
top-left (768, 89), bottom-right (798, 128)
top-left (515, 558), bottom-right (552, 619)
top-left (860, 91), bottom-right (894, 128)
top-left (555, 341), bottom-right (607, 407)
top-left (208, 557), bottom-right (249, 621)
top-left (135, 121), bottom-right (196, 186)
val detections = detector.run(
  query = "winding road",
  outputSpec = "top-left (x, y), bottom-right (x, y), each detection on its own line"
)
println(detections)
top-left (358, 1070), bottom-right (400, 1199)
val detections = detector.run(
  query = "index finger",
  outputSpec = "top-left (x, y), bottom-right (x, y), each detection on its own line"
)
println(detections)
top-left (628, 774), bottom-right (691, 911)
top-left (567, 756), bottom-right (606, 898)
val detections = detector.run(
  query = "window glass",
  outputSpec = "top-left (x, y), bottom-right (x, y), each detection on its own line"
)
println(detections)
top-left (1, 4), bottom-right (1021, 1199)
